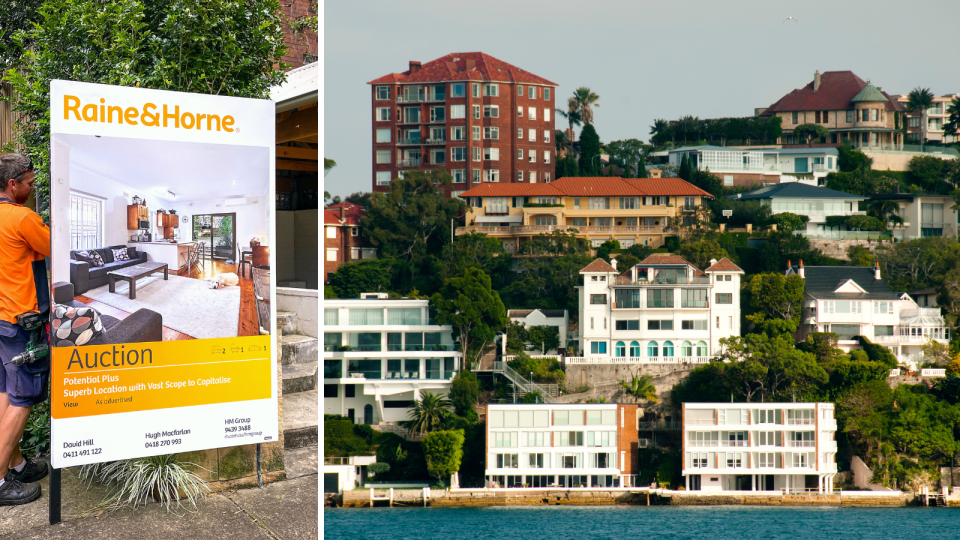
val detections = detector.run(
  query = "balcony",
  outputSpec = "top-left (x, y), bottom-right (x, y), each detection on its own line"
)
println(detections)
top-left (423, 138), bottom-right (446, 145)
top-left (456, 224), bottom-right (666, 236)
top-left (812, 164), bottom-right (829, 172)
top-left (680, 300), bottom-right (709, 308)
top-left (640, 276), bottom-right (711, 285)
top-left (397, 138), bottom-right (423, 145)
top-left (786, 440), bottom-right (816, 448)
top-left (397, 93), bottom-right (445, 103)
top-left (564, 356), bottom-right (714, 365)
top-left (397, 158), bottom-right (421, 167)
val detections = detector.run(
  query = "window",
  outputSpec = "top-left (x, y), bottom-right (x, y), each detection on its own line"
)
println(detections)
top-left (376, 171), bottom-right (391, 185)
top-left (528, 152), bottom-right (536, 163)
top-left (471, 126), bottom-right (481, 141)
top-left (534, 216), bottom-right (556, 226)
top-left (615, 320), bottom-right (640, 330)
top-left (529, 172), bottom-right (537, 183)
top-left (472, 147), bottom-right (481, 162)
top-left (696, 341), bottom-right (708, 356)
top-left (494, 432), bottom-right (518, 448)
top-left (791, 111), bottom-right (798, 124)
top-left (619, 197), bottom-right (637, 210)
top-left (647, 341), bottom-right (659, 357)
top-left (871, 109), bottom-right (878, 121)
top-left (472, 169), bottom-right (481, 184)
top-left (647, 320), bottom-right (673, 330)
top-left (716, 316), bottom-right (720, 329)
top-left (484, 148), bottom-right (499, 161)
top-left (483, 106), bottom-right (499, 118)
top-left (375, 149), bottom-right (391, 164)
top-left (663, 341), bottom-right (674, 356)
top-left (486, 197), bottom-right (509, 213)
top-left (375, 107), bottom-right (390, 121)
top-left (451, 126), bottom-right (465, 141)
top-left (528, 86), bottom-right (536, 99)
top-left (682, 320), bottom-right (708, 330)
top-left (681, 340), bottom-right (693, 356)
top-left (684, 196), bottom-right (696, 210)
top-left (69, 193), bottom-right (103, 250)
top-left (715, 293), bottom-right (732, 304)
top-left (544, 130), bottom-right (550, 143)
top-left (484, 169), bottom-right (499, 182)
top-left (517, 149), bottom-right (524, 160)
top-left (724, 175), bottom-right (733, 186)
top-left (518, 128), bottom-right (523, 139)
top-left (375, 86), bottom-right (390, 100)
top-left (528, 107), bottom-right (536, 120)
top-left (375, 128), bottom-right (391, 143)
top-left (846, 110), bottom-right (854, 123)
top-left (544, 109), bottom-right (550, 122)
top-left (559, 431), bottom-right (584, 446)
top-left (825, 301), bottom-right (861, 314)
top-left (615, 341), bottom-right (626, 356)
top-left (517, 171), bottom-right (524, 182)
top-left (528, 453), bottom-right (545, 469)
top-left (544, 88), bottom-right (551, 100)
top-left (429, 106), bottom-right (445, 122)
top-left (615, 289), bottom-right (640, 308)
top-left (517, 106), bottom-right (523, 117)
top-left (528, 129), bottom-right (536, 142)
top-left (874, 301), bottom-right (894, 314)
top-left (544, 173), bottom-right (551, 183)
top-left (451, 169), bottom-right (465, 183)
top-left (450, 147), bottom-right (466, 162)
top-left (862, 109), bottom-right (869, 122)
top-left (590, 294), bottom-right (607, 305)
top-left (450, 83), bottom-right (465, 98)
top-left (589, 197), bottom-right (610, 210)
top-left (472, 105), bottom-right (481, 119)
top-left (483, 83), bottom-right (499, 96)
top-left (484, 127), bottom-right (499, 139)
top-left (590, 341), bottom-right (607, 354)
top-left (647, 289), bottom-right (673, 308)
top-left (682, 289), bottom-right (708, 308)
top-left (517, 85), bottom-right (524, 96)
top-left (450, 104), bottom-right (465, 119)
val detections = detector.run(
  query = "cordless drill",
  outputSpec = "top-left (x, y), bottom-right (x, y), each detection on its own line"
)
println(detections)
top-left (9, 311), bottom-right (48, 366)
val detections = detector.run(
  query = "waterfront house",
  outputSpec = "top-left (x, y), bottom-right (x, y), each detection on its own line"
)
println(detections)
top-left (573, 254), bottom-right (742, 364)
top-left (728, 182), bottom-right (865, 239)
top-left (484, 403), bottom-right (639, 488)
top-left (665, 145), bottom-right (840, 188)
top-left (455, 176), bottom-right (712, 253)
top-left (323, 293), bottom-right (462, 425)
top-left (785, 261), bottom-right (950, 367)
top-left (867, 192), bottom-right (958, 240)
top-left (682, 402), bottom-right (838, 493)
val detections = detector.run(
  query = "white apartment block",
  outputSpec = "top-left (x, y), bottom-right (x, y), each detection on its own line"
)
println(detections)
top-left (323, 293), bottom-right (462, 424)
top-left (574, 254), bottom-right (743, 364)
top-left (484, 403), bottom-right (639, 489)
top-left (682, 402), bottom-right (838, 493)
top-left (786, 262), bottom-right (950, 367)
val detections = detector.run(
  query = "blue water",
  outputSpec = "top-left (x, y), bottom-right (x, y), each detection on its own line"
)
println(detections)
top-left (323, 506), bottom-right (960, 540)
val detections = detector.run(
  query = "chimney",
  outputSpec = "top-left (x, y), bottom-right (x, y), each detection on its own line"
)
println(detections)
top-left (610, 258), bottom-right (618, 271)
top-left (709, 258), bottom-right (718, 267)
top-left (798, 259), bottom-right (805, 279)
top-left (814, 70), bottom-right (821, 92)
top-left (875, 261), bottom-right (881, 280)
top-left (787, 260), bottom-right (792, 273)
top-left (409, 61), bottom-right (421, 73)
top-left (340, 206), bottom-right (345, 222)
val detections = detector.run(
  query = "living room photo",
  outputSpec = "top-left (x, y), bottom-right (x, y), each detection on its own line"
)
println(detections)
top-left (50, 133), bottom-right (272, 342)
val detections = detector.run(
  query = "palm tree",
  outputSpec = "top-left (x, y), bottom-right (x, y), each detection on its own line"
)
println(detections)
top-left (944, 96), bottom-right (960, 140)
top-left (619, 374), bottom-right (659, 403)
top-left (323, 157), bottom-right (337, 177)
top-left (556, 108), bottom-right (582, 132)
top-left (405, 392), bottom-right (452, 436)
top-left (568, 87), bottom-right (600, 125)
top-left (649, 119), bottom-right (668, 147)
top-left (554, 129), bottom-right (572, 159)
top-left (906, 87), bottom-right (935, 151)
top-left (867, 199), bottom-right (903, 230)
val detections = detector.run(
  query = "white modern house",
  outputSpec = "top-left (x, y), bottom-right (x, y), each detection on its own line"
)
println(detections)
top-left (323, 455), bottom-right (377, 494)
top-left (682, 402), bottom-right (838, 493)
top-left (574, 254), bottom-right (743, 364)
top-left (664, 145), bottom-right (840, 188)
top-left (729, 182), bottom-right (866, 238)
top-left (868, 192), bottom-right (958, 240)
top-left (323, 293), bottom-right (462, 424)
top-left (507, 309), bottom-right (570, 353)
top-left (484, 403), bottom-right (639, 489)
top-left (786, 262), bottom-right (950, 367)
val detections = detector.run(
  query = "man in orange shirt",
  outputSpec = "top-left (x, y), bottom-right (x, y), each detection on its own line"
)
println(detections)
top-left (0, 154), bottom-right (50, 505)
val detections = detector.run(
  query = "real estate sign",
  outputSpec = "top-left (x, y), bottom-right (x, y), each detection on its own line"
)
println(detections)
top-left (48, 80), bottom-right (278, 468)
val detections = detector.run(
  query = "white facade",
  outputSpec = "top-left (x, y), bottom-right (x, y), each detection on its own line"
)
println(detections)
top-left (682, 402), bottom-right (838, 493)
top-left (323, 455), bottom-right (377, 494)
top-left (484, 403), bottom-right (637, 489)
top-left (508, 309), bottom-right (570, 352)
top-left (667, 146), bottom-right (839, 184)
top-left (323, 294), bottom-right (462, 424)
top-left (575, 257), bottom-right (742, 363)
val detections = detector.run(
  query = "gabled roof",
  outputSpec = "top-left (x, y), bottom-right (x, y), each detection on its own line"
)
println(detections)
top-left (324, 202), bottom-right (366, 226)
top-left (729, 182), bottom-right (864, 201)
top-left (761, 71), bottom-right (905, 114)
top-left (580, 258), bottom-right (617, 273)
top-left (367, 52), bottom-right (557, 86)
top-left (788, 266), bottom-right (899, 300)
top-left (705, 258), bottom-right (744, 273)
top-left (458, 177), bottom-right (713, 198)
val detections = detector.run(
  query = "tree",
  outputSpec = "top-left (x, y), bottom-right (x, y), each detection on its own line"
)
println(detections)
top-left (793, 123), bottom-right (829, 147)
top-left (431, 268), bottom-right (507, 364)
top-left (526, 325), bottom-right (561, 354)
top-left (577, 123), bottom-right (601, 176)
top-left (605, 139), bottom-right (647, 178)
top-left (596, 239), bottom-right (621, 261)
top-left (406, 392), bottom-right (453, 436)
top-left (746, 273), bottom-right (806, 336)
top-left (421, 429), bottom-right (464, 486)
top-left (945, 96), bottom-right (960, 139)
top-left (867, 199), bottom-right (903, 229)
top-left (716, 333), bottom-right (828, 402)
top-left (769, 212), bottom-right (809, 233)
top-left (620, 374), bottom-right (658, 403)
top-left (906, 87), bottom-right (935, 151)
top-left (688, 169), bottom-right (723, 198)
top-left (837, 146), bottom-right (873, 172)
top-left (554, 129), bottom-right (572, 160)
top-left (555, 108), bottom-right (582, 133)
top-left (649, 119), bottom-right (669, 147)
top-left (636, 157), bottom-right (649, 179)
top-left (845, 215), bottom-right (883, 231)
top-left (567, 86), bottom-right (600, 125)
top-left (678, 154), bottom-right (691, 181)
top-left (501, 231), bottom-right (593, 317)
top-left (3, 0), bottom-right (288, 218)
top-left (799, 332), bottom-right (841, 364)
top-left (678, 238), bottom-right (728, 270)
top-left (327, 258), bottom-right (397, 299)
top-left (847, 245), bottom-right (875, 266)
top-left (438, 232), bottom-right (508, 286)
top-left (324, 158), bottom-right (337, 177)
top-left (556, 153), bottom-right (579, 178)
top-left (0, 0), bottom-right (43, 68)
top-left (362, 169), bottom-right (465, 286)
top-left (507, 351), bottom-right (564, 384)
top-left (921, 340), bottom-right (951, 367)
top-left (907, 155), bottom-right (954, 194)
top-left (448, 371), bottom-right (480, 418)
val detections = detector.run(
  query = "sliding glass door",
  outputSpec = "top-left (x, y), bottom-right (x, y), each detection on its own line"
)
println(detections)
top-left (192, 213), bottom-right (236, 262)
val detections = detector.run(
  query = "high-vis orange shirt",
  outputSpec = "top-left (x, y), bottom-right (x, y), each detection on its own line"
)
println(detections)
top-left (0, 202), bottom-right (50, 324)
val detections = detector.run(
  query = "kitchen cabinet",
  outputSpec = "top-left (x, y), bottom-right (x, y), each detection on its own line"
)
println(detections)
top-left (126, 204), bottom-right (149, 230)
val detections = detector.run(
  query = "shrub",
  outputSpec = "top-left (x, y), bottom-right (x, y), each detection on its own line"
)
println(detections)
top-left (449, 371), bottom-right (480, 416)
top-left (22, 399), bottom-right (50, 458)
top-left (80, 454), bottom-right (209, 514)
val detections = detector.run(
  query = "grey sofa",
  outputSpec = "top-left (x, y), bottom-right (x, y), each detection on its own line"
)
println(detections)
top-left (69, 245), bottom-right (147, 295)
top-left (53, 281), bottom-right (163, 344)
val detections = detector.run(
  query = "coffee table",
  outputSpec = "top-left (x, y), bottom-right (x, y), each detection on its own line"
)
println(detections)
top-left (108, 262), bottom-right (169, 300)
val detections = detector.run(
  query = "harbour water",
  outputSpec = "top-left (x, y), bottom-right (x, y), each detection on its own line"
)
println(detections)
top-left (323, 505), bottom-right (960, 540)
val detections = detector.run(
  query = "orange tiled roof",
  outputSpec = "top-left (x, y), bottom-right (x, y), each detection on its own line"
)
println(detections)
top-left (705, 257), bottom-right (744, 273)
top-left (458, 177), bottom-right (712, 198)
top-left (638, 254), bottom-right (694, 266)
top-left (580, 258), bottom-right (617, 273)
top-left (368, 52), bottom-right (557, 86)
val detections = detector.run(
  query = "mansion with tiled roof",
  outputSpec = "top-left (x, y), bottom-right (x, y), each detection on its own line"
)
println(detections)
top-left (455, 176), bottom-right (713, 253)
top-left (574, 254), bottom-right (743, 363)
top-left (368, 52), bottom-right (557, 197)
top-left (760, 70), bottom-right (907, 151)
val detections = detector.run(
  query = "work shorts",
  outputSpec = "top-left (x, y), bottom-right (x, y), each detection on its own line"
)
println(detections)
top-left (0, 321), bottom-right (50, 408)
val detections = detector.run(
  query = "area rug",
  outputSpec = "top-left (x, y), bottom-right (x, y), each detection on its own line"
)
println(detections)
top-left (82, 275), bottom-right (240, 339)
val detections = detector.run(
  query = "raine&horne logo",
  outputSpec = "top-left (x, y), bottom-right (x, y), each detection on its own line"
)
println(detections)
top-left (62, 94), bottom-right (238, 133)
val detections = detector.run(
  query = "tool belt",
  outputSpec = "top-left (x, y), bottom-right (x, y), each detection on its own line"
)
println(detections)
top-left (10, 311), bottom-right (48, 366)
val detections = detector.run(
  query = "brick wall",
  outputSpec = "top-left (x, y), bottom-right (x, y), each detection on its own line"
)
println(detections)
top-left (280, 0), bottom-right (318, 69)
top-left (618, 404), bottom-right (639, 475)
top-left (323, 223), bottom-right (367, 284)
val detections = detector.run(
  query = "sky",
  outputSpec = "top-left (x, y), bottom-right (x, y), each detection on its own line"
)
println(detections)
top-left (322, 0), bottom-right (960, 198)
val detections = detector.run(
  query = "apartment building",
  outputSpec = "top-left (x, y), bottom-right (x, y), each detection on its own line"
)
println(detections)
top-left (785, 262), bottom-right (950, 367)
top-left (665, 146), bottom-right (840, 188)
top-left (484, 403), bottom-right (639, 488)
top-left (893, 92), bottom-right (959, 144)
top-left (455, 176), bottom-right (713, 253)
top-left (324, 202), bottom-right (376, 284)
top-left (574, 254), bottom-right (742, 362)
top-left (868, 192), bottom-right (958, 240)
top-left (323, 293), bottom-right (462, 425)
top-left (760, 70), bottom-right (907, 151)
top-left (729, 183), bottom-right (865, 238)
top-left (682, 402), bottom-right (838, 493)
top-left (368, 52), bottom-right (557, 197)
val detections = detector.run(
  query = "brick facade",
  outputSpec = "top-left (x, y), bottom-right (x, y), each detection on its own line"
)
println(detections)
top-left (324, 203), bottom-right (372, 284)
top-left (617, 404), bottom-right (639, 475)
top-left (279, 0), bottom-right (318, 70)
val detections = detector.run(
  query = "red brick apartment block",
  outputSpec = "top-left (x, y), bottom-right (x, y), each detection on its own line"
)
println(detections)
top-left (324, 203), bottom-right (374, 284)
top-left (368, 52), bottom-right (557, 198)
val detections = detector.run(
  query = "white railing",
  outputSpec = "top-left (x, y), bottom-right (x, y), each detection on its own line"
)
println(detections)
top-left (564, 356), bottom-right (714, 365)
top-left (503, 355), bottom-right (563, 363)
top-left (889, 368), bottom-right (901, 377)
top-left (798, 230), bottom-right (885, 241)
top-left (901, 308), bottom-right (943, 319)
top-left (921, 369), bottom-right (946, 378)
top-left (786, 441), bottom-right (816, 448)
top-left (875, 334), bottom-right (950, 344)
top-left (456, 225), bottom-right (666, 236)
top-left (397, 158), bottom-right (421, 167)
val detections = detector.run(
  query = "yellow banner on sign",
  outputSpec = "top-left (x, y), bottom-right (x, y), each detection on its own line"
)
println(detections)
top-left (51, 336), bottom-right (271, 419)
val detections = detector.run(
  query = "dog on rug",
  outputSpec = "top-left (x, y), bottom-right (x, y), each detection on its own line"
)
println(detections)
top-left (208, 272), bottom-right (239, 289)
